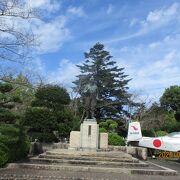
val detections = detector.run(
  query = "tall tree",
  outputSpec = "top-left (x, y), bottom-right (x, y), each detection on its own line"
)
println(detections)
top-left (0, 82), bottom-right (22, 123)
top-left (160, 85), bottom-right (180, 121)
top-left (0, 0), bottom-right (36, 64)
top-left (73, 43), bottom-right (131, 120)
top-left (6, 73), bottom-right (35, 113)
top-left (24, 85), bottom-right (79, 142)
top-left (31, 85), bottom-right (70, 111)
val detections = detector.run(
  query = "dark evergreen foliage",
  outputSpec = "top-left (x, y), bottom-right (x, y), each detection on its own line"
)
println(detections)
top-left (0, 124), bottom-right (30, 162)
top-left (0, 82), bottom-right (22, 123)
top-left (31, 85), bottom-right (70, 111)
top-left (24, 85), bottom-right (79, 142)
top-left (73, 43), bottom-right (131, 120)
top-left (160, 85), bottom-right (180, 121)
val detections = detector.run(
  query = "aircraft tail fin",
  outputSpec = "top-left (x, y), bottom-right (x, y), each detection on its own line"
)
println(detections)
top-left (127, 121), bottom-right (142, 141)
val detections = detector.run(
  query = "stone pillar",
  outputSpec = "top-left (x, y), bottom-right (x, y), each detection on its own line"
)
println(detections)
top-left (99, 133), bottom-right (108, 149)
top-left (69, 131), bottom-right (80, 149)
top-left (80, 120), bottom-right (99, 150)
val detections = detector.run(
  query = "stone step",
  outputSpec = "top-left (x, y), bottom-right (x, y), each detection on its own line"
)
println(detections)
top-left (30, 157), bottom-right (147, 168)
top-left (45, 149), bottom-right (132, 159)
top-left (39, 154), bottom-right (139, 163)
top-left (7, 163), bottom-right (177, 176)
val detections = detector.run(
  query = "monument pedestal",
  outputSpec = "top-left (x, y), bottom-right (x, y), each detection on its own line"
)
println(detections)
top-left (80, 120), bottom-right (99, 150)
top-left (69, 119), bottom-right (108, 151)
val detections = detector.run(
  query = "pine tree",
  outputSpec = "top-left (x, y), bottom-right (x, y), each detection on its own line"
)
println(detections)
top-left (73, 43), bottom-right (131, 120)
top-left (0, 82), bottom-right (21, 123)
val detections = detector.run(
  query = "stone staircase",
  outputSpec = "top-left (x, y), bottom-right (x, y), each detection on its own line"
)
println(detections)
top-left (6, 149), bottom-right (177, 176)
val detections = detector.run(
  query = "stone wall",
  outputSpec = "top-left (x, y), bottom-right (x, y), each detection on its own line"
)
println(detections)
top-left (108, 145), bottom-right (147, 160)
top-left (41, 143), bottom-right (69, 152)
top-left (40, 143), bottom-right (147, 160)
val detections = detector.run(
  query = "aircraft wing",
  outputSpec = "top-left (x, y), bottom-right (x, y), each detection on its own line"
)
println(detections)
top-left (138, 137), bottom-right (180, 152)
top-left (127, 122), bottom-right (180, 152)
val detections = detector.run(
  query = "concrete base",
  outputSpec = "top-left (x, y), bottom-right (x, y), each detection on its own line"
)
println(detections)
top-left (80, 120), bottom-right (99, 150)
top-left (69, 119), bottom-right (108, 151)
top-left (2, 148), bottom-right (178, 177)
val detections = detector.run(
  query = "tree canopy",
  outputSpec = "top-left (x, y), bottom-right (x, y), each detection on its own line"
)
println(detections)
top-left (0, 0), bottom-right (36, 63)
top-left (73, 43), bottom-right (132, 120)
top-left (24, 84), bottom-right (79, 142)
top-left (0, 81), bottom-right (22, 123)
top-left (160, 85), bottom-right (180, 121)
top-left (31, 85), bottom-right (70, 111)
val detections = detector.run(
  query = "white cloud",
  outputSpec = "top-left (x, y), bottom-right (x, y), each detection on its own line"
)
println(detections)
top-left (135, 51), bottom-right (178, 81)
top-left (129, 18), bottom-right (138, 27)
top-left (28, 1), bottom-right (70, 53)
top-left (28, 0), bottom-right (60, 13)
top-left (48, 59), bottom-right (80, 89)
top-left (109, 32), bottom-right (180, 101)
top-left (107, 4), bottom-right (113, 15)
top-left (146, 2), bottom-right (179, 23)
top-left (0, 0), bottom-right (69, 54)
top-left (32, 16), bottom-right (71, 53)
top-left (67, 6), bottom-right (85, 17)
top-left (105, 3), bottom-right (180, 44)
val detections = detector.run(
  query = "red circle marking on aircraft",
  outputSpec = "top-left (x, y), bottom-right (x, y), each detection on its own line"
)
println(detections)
top-left (153, 139), bottom-right (161, 148)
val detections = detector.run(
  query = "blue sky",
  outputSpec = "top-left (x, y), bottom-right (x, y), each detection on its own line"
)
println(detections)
top-left (26, 0), bottom-right (180, 102)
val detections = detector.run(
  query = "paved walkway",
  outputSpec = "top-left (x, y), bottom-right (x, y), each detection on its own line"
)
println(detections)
top-left (148, 159), bottom-right (180, 175)
top-left (0, 158), bottom-right (179, 179)
top-left (0, 167), bottom-right (179, 180)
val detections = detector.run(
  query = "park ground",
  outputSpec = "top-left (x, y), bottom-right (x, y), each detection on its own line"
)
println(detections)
top-left (0, 159), bottom-right (179, 180)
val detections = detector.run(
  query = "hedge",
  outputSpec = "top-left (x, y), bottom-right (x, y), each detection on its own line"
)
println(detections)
top-left (0, 124), bottom-right (30, 162)
top-left (0, 143), bottom-right (9, 167)
top-left (108, 132), bottom-right (125, 146)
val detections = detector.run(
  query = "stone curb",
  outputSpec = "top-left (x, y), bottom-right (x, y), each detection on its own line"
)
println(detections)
top-left (39, 154), bottom-right (139, 163)
top-left (30, 157), bottom-right (147, 167)
top-left (6, 163), bottom-right (178, 176)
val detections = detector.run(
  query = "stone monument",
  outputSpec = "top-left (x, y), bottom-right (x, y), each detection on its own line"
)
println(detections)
top-left (69, 77), bottom-right (108, 151)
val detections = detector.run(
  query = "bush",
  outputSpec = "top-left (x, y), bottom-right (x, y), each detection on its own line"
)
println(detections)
top-left (99, 119), bottom-right (118, 132)
top-left (24, 107), bottom-right (58, 132)
top-left (56, 109), bottom-right (80, 137)
top-left (108, 132), bottom-right (125, 146)
top-left (31, 85), bottom-right (70, 110)
top-left (161, 112), bottom-right (177, 132)
top-left (0, 143), bottom-right (9, 167)
top-left (0, 109), bottom-right (17, 124)
top-left (0, 124), bottom-right (30, 161)
top-left (99, 128), bottom-right (107, 133)
top-left (142, 129), bottom-right (155, 137)
top-left (155, 130), bottom-right (168, 137)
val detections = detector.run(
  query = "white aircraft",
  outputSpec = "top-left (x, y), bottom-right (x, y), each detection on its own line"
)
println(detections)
top-left (127, 121), bottom-right (180, 152)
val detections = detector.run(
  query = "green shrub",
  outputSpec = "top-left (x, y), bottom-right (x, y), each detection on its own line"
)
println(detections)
top-left (0, 149), bottom-right (9, 167)
top-left (161, 112), bottom-right (177, 132)
top-left (155, 130), bottom-right (168, 137)
top-left (24, 107), bottom-right (58, 132)
top-left (99, 128), bottom-right (107, 133)
top-left (56, 109), bottom-right (80, 137)
top-left (0, 143), bottom-right (9, 167)
top-left (0, 109), bottom-right (17, 124)
top-left (0, 124), bottom-right (30, 161)
top-left (99, 122), bottom-right (108, 129)
top-left (108, 133), bottom-right (125, 146)
top-left (142, 129), bottom-right (155, 137)
top-left (99, 119), bottom-right (118, 132)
